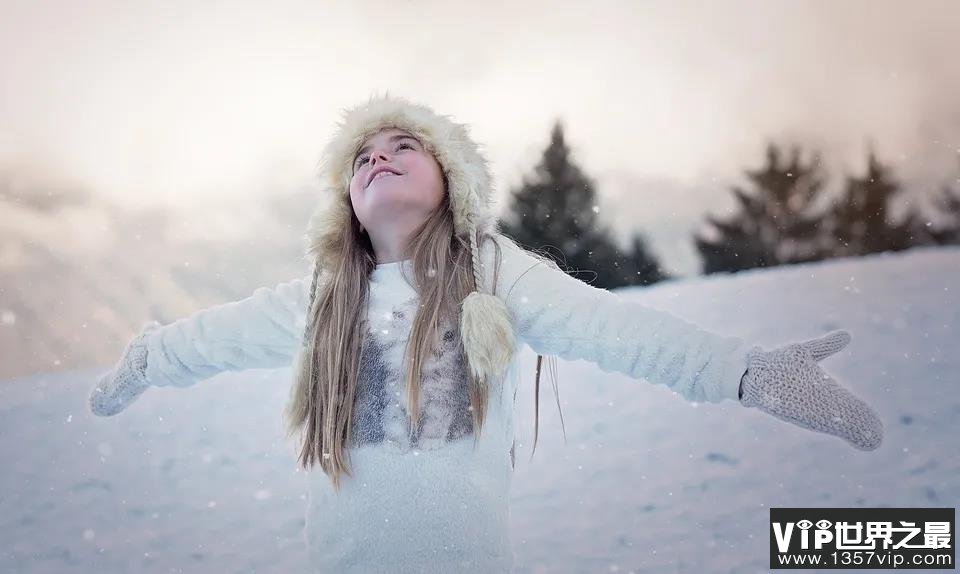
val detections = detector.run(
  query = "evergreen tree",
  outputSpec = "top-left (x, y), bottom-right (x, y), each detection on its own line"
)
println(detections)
top-left (499, 120), bottom-right (668, 288)
top-left (827, 149), bottom-right (924, 256)
top-left (927, 168), bottom-right (960, 245)
top-left (622, 232), bottom-right (669, 285)
top-left (694, 143), bottom-right (829, 274)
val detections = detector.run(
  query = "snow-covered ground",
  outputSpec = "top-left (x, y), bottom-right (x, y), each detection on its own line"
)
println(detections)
top-left (1, 245), bottom-right (957, 573)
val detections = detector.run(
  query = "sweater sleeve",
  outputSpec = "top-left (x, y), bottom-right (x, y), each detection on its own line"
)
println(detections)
top-left (141, 270), bottom-right (314, 388)
top-left (482, 235), bottom-right (750, 404)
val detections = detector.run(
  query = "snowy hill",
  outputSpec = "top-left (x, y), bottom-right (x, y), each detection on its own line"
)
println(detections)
top-left (1, 245), bottom-right (957, 573)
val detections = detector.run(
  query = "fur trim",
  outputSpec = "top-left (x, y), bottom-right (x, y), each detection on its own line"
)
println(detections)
top-left (306, 93), bottom-right (496, 267)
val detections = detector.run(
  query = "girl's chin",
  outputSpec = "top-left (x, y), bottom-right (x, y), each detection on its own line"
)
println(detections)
top-left (366, 174), bottom-right (405, 190)
top-left (364, 189), bottom-right (426, 210)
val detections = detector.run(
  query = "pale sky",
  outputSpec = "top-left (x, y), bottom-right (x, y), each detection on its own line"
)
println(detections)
top-left (2, 0), bottom-right (959, 274)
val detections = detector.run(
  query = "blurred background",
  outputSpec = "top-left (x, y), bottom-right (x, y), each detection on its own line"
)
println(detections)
top-left (2, 2), bottom-right (959, 573)
top-left (2, 0), bottom-right (959, 380)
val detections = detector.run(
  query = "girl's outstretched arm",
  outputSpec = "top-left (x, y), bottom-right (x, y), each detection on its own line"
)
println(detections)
top-left (89, 268), bottom-right (313, 416)
top-left (483, 234), bottom-right (750, 404)
top-left (141, 269), bottom-right (314, 388)
top-left (481, 234), bottom-right (884, 451)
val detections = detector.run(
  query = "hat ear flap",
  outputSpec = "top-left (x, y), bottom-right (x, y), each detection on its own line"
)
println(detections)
top-left (460, 228), bottom-right (516, 381)
top-left (460, 291), bottom-right (515, 381)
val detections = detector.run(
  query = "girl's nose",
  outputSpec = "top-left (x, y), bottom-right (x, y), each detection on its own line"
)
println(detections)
top-left (369, 148), bottom-right (390, 166)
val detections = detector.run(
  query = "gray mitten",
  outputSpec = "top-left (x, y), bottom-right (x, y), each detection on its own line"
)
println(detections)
top-left (738, 330), bottom-right (883, 451)
top-left (88, 321), bottom-right (161, 417)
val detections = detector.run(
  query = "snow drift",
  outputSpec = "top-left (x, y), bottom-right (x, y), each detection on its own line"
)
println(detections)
top-left (1, 245), bottom-right (957, 573)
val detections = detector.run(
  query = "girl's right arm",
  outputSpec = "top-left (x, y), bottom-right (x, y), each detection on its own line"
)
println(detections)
top-left (89, 268), bottom-right (314, 416)
top-left (141, 269), bottom-right (314, 388)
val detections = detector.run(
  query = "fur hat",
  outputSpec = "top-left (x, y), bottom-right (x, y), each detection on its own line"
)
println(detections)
top-left (302, 93), bottom-right (516, 382)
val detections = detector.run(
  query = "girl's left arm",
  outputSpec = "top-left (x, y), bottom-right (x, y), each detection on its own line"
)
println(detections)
top-left (481, 234), bottom-right (884, 451)
top-left (482, 235), bottom-right (749, 404)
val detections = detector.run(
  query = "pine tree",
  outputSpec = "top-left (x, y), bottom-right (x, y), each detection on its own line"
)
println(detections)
top-left (693, 143), bottom-right (829, 274)
top-left (623, 232), bottom-right (669, 285)
top-left (927, 167), bottom-right (960, 245)
top-left (828, 149), bottom-right (924, 256)
top-left (499, 120), bottom-right (668, 288)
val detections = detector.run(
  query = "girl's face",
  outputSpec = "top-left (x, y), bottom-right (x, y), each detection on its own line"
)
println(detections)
top-left (349, 127), bottom-right (446, 235)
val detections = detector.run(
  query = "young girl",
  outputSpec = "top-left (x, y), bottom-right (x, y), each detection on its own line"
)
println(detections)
top-left (88, 94), bottom-right (884, 573)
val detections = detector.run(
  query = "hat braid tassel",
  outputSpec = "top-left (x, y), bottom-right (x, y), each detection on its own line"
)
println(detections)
top-left (460, 228), bottom-right (516, 382)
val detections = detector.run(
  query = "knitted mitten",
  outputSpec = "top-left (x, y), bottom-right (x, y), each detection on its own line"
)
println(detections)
top-left (738, 330), bottom-right (883, 451)
top-left (88, 321), bottom-right (161, 417)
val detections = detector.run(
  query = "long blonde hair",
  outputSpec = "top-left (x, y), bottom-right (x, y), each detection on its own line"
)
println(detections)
top-left (283, 186), bottom-right (564, 491)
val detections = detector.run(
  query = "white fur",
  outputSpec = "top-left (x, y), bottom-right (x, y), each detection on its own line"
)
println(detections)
top-left (460, 291), bottom-right (517, 382)
top-left (306, 93), bottom-right (496, 252)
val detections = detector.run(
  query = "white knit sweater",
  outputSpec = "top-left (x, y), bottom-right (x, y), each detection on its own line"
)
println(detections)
top-left (138, 235), bottom-right (751, 573)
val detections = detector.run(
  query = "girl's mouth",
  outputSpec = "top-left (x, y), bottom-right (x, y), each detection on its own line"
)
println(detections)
top-left (367, 171), bottom-right (400, 188)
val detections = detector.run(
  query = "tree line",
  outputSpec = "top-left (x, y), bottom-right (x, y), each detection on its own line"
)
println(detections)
top-left (499, 120), bottom-right (960, 288)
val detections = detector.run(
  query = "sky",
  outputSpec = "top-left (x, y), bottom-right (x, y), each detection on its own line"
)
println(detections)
top-left (2, 0), bottom-right (959, 274)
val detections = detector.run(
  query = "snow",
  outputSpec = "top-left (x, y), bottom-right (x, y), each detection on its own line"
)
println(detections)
top-left (1, 245), bottom-right (957, 573)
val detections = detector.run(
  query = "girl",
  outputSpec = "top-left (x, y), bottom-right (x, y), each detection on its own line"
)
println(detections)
top-left (89, 94), bottom-right (884, 573)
